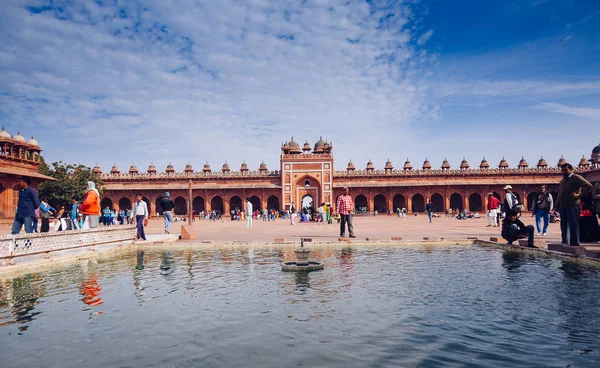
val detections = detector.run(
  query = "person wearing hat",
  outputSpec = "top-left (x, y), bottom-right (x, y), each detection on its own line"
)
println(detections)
top-left (160, 191), bottom-right (175, 234)
top-left (503, 185), bottom-right (518, 214)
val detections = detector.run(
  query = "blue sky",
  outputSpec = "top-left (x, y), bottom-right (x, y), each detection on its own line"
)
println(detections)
top-left (0, 0), bottom-right (598, 173)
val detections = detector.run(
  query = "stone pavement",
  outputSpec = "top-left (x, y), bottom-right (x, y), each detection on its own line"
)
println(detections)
top-left (144, 215), bottom-right (574, 244)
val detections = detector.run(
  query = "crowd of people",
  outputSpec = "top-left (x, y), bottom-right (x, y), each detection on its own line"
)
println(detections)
top-left (11, 164), bottom-right (600, 247)
top-left (11, 178), bottom-right (150, 241)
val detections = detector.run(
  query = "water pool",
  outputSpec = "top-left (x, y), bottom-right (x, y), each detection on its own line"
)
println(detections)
top-left (1, 244), bottom-right (599, 367)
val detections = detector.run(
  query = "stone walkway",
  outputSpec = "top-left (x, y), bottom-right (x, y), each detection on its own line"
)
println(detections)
top-left (143, 215), bottom-right (593, 245)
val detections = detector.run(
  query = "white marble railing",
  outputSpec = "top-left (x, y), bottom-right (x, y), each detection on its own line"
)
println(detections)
top-left (0, 226), bottom-right (136, 265)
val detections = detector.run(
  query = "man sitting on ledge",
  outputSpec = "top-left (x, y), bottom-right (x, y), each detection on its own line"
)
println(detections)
top-left (502, 210), bottom-right (535, 247)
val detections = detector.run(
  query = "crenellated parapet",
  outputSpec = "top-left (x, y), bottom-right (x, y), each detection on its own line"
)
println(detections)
top-left (332, 166), bottom-right (587, 177)
top-left (100, 169), bottom-right (281, 181)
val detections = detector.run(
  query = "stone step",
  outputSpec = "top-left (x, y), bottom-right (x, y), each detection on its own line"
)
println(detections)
top-left (548, 243), bottom-right (586, 255)
top-left (391, 236), bottom-right (403, 241)
top-left (518, 239), bottom-right (547, 248)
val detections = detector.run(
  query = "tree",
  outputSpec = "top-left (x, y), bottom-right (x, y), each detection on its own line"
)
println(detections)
top-left (38, 161), bottom-right (103, 209)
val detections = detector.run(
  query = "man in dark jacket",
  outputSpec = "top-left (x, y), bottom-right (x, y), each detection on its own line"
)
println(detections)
top-left (556, 163), bottom-right (593, 246)
top-left (11, 176), bottom-right (41, 234)
top-left (160, 191), bottom-right (175, 234)
top-left (502, 210), bottom-right (535, 247)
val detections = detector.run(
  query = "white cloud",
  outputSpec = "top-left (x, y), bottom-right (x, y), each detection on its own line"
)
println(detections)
top-left (0, 0), bottom-right (437, 171)
top-left (534, 102), bottom-right (600, 119)
top-left (417, 30), bottom-right (434, 46)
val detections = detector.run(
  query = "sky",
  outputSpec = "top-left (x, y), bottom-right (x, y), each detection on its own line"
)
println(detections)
top-left (0, 0), bottom-right (599, 173)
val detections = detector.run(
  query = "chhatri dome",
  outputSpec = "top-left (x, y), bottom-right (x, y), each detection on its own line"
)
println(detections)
top-left (28, 136), bottom-right (40, 148)
top-left (147, 162), bottom-right (156, 173)
top-left (537, 157), bottom-right (548, 168)
top-left (185, 162), bottom-right (194, 172)
top-left (240, 160), bottom-right (248, 171)
top-left (385, 158), bottom-right (393, 170)
top-left (366, 159), bottom-right (375, 170)
top-left (259, 161), bottom-right (267, 170)
top-left (111, 163), bottom-right (120, 173)
top-left (347, 159), bottom-right (355, 170)
top-left (0, 127), bottom-right (11, 141)
top-left (12, 132), bottom-right (26, 144)
top-left (302, 140), bottom-right (311, 152)
top-left (557, 155), bottom-right (567, 167)
top-left (128, 163), bottom-right (138, 173)
top-left (480, 157), bottom-right (489, 169)
top-left (441, 158), bottom-right (450, 169)
top-left (166, 162), bottom-right (175, 172)
top-left (518, 156), bottom-right (528, 168)
top-left (222, 161), bottom-right (230, 172)
top-left (313, 136), bottom-right (326, 153)
top-left (579, 155), bottom-right (590, 167)
top-left (498, 157), bottom-right (509, 168)
top-left (460, 158), bottom-right (469, 169)
top-left (403, 158), bottom-right (413, 170)
top-left (202, 161), bottom-right (211, 172)
top-left (422, 158), bottom-right (432, 170)
top-left (93, 163), bottom-right (102, 174)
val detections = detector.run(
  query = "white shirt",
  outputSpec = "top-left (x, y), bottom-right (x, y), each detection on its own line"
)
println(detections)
top-left (133, 200), bottom-right (148, 218)
top-left (246, 201), bottom-right (253, 215)
top-left (505, 192), bottom-right (516, 209)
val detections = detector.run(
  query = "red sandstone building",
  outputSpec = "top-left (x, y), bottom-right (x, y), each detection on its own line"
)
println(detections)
top-left (98, 138), bottom-right (600, 217)
top-left (0, 128), bottom-right (54, 219)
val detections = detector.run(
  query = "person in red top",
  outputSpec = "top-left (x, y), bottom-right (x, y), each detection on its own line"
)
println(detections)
top-left (487, 193), bottom-right (501, 227)
top-left (336, 187), bottom-right (355, 238)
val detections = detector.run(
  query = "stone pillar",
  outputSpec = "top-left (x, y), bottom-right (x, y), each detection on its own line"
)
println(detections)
top-left (463, 191), bottom-right (469, 212)
top-left (407, 193), bottom-right (413, 213)
top-left (368, 189), bottom-right (374, 214)
top-left (224, 193), bottom-right (231, 216)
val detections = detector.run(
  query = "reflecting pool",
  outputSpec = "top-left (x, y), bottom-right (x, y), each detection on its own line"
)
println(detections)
top-left (1, 245), bottom-right (600, 367)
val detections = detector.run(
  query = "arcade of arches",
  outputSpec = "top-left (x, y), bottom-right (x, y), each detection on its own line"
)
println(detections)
top-left (99, 186), bottom-right (560, 218)
top-left (101, 190), bottom-right (282, 218)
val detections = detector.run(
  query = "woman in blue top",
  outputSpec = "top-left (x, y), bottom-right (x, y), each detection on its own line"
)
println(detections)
top-left (39, 197), bottom-right (55, 233)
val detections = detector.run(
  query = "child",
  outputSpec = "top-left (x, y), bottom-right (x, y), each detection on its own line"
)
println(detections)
top-left (502, 210), bottom-right (535, 247)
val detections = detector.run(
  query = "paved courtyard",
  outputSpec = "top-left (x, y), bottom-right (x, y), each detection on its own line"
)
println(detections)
top-left (143, 214), bottom-right (567, 244)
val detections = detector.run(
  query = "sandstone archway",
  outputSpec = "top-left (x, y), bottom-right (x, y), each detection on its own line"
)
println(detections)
top-left (174, 196), bottom-right (187, 215)
top-left (374, 194), bottom-right (387, 213)
top-left (450, 193), bottom-right (463, 211)
top-left (393, 194), bottom-right (406, 211)
top-left (469, 193), bottom-right (482, 212)
top-left (430, 193), bottom-right (444, 212)
top-left (411, 193), bottom-right (425, 213)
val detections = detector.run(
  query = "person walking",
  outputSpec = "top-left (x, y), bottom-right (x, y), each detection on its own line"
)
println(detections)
top-left (486, 193), bottom-right (501, 227)
top-left (39, 197), bottom-right (55, 233)
top-left (336, 187), bottom-right (355, 238)
top-left (79, 181), bottom-right (100, 229)
top-left (556, 163), bottom-right (592, 246)
top-left (11, 176), bottom-right (40, 235)
top-left (160, 192), bottom-right (175, 234)
top-left (290, 201), bottom-right (296, 225)
top-left (426, 200), bottom-right (434, 223)
top-left (401, 207), bottom-right (407, 220)
top-left (245, 198), bottom-right (253, 229)
top-left (532, 185), bottom-right (553, 236)
top-left (132, 193), bottom-right (148, 241)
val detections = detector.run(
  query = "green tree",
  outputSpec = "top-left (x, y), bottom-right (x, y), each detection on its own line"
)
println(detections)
top-left (38, 161), bottom-right (103, 210)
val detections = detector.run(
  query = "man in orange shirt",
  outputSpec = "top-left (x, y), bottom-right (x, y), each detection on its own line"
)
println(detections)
top-left (79, 181), bottom-right (100, 229)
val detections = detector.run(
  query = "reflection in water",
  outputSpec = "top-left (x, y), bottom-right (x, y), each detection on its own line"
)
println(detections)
top-left (294, 272), bottom-right (310, 293)
top-left (501, 251), bottom-right (530, 271)
top-left (0, 246), bottom-right (600, 367)
top-left (160, 250), bottom-right (175, 277)
top-left (0, 276), bottom-right (44, 333)
top-left (80, 276), bottom-right (104, 318)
